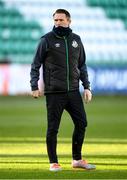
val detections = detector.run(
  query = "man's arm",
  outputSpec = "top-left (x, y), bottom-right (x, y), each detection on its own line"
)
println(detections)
top-left (78, 40), bottom-right (92, 103)
top-left (30, 37), bottom-right (47, 98)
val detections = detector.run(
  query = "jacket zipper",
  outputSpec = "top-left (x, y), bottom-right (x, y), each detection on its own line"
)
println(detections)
top-left (64, 37), bottom-right (70, 91)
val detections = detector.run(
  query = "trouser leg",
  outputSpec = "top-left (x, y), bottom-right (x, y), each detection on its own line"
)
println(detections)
top-left (65, 91), bottom-right (87, 160)
top-left (46, 94), bottom-right (66, 163)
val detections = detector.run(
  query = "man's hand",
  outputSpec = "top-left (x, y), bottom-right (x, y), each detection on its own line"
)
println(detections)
top-left (83, 89), bottom-right (92, 104)
top-left (32, 90), bottom-right (42, 98)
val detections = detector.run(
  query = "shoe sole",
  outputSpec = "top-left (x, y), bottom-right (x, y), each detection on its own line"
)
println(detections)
top-left (73, 166), bottom-right (96, 170)
top-left (49, 168), bottom-right (62, 172)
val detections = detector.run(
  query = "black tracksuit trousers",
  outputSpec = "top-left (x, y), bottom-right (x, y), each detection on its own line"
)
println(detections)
top-left (46, 90), bottom-right (87, 163)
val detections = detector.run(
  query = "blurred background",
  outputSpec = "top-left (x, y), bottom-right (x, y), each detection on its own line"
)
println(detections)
top-left (0, 0), bottom-right (127, 95)
top-left (0, 1), bottom-right (127, 178)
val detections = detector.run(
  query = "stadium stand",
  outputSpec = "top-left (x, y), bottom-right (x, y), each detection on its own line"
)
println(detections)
top-left (86, 0), bottom-right (127, 28)
top-left (0, 0), bottom-right (127, 66)
top-left (0, 0), bottom-right (43, 63)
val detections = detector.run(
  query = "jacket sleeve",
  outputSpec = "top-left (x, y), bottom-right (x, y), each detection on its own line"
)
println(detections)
top-left (78, 40), bottom-right (90, 90)
top-left (30, 38), bottom-right (47, 91)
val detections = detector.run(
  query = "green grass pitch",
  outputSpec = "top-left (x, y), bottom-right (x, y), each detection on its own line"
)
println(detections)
top-left (0, 95), bottom-right (127, 179)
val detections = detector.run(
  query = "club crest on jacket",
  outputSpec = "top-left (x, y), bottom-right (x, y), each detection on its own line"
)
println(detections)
top-left (55, 43), bottom-right (60, 47)
top-left (72, 40), bottom-right (78, 48)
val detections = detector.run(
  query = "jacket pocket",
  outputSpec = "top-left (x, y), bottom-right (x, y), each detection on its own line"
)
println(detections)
top-left (75, 67), bottom-right (80, 79)
top-left (48, 69), bottom-right (51, 86)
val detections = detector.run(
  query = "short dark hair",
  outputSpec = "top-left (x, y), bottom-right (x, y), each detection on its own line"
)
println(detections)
top-left (53, 9), bottom-right (71, 18)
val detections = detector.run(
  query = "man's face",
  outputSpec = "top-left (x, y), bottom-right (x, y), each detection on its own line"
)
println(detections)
top-left (53, 13), bottom-right (71, 27)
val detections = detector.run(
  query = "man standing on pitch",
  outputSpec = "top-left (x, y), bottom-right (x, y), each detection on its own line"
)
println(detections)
top-left (30, 9), bottom-right (96, 171)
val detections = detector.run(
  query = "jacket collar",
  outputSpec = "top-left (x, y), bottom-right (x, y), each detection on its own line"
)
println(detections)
top-left (52, 26), bottom-right (72, 38)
